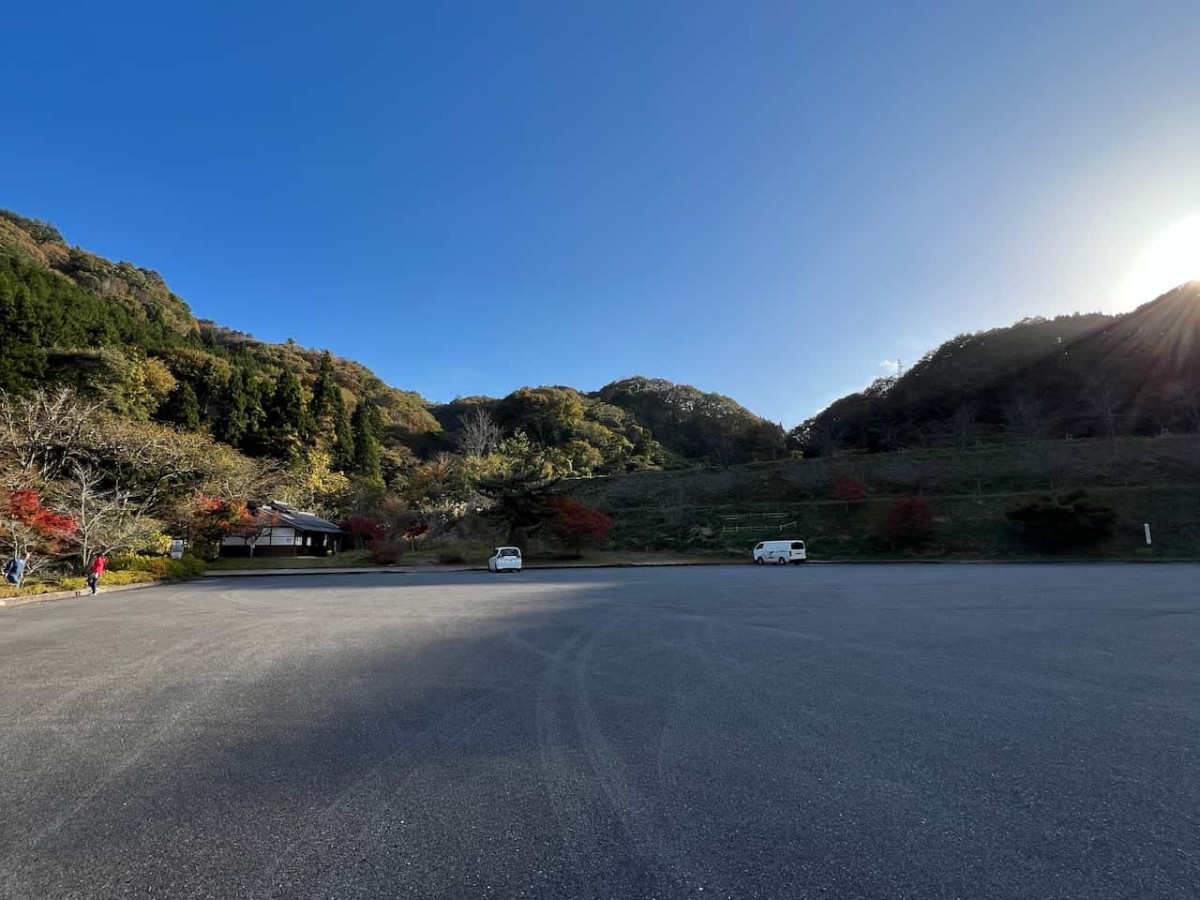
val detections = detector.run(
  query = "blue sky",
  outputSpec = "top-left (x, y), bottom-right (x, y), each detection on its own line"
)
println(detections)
top-left (4, 1), bottom-right (1200, 426)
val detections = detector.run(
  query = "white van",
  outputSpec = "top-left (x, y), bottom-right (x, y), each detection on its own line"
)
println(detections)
top-left (753, 540), bottom-right (807, 565)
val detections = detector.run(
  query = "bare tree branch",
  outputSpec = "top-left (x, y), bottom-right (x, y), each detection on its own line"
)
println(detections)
top-left (0, 388), bottom-right (103, 486)
top-left (458, 407), bottom-right (502, 458)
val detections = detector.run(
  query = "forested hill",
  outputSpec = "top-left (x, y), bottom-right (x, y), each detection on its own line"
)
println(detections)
top-left (792, 282), bottom-right (1200, 454)
top-left (0, 209), bottom-right (784, 476)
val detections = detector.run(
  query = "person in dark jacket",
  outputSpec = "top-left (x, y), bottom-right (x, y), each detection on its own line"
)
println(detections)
top-left (5, 552), bottom-right (30, 587)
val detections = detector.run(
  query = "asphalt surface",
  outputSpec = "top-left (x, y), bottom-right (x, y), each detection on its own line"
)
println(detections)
top-left (1, 565), bottom-right (1197, 900)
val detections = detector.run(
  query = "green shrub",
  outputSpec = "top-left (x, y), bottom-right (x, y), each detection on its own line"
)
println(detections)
top-left (1006, 491), bottom-right (1116, 552)
top-left (436, 543), bottom-right (467, 564)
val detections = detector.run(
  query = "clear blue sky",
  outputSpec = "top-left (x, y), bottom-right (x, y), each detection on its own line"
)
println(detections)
top-left (4, 1), bottom-right (1200, 426)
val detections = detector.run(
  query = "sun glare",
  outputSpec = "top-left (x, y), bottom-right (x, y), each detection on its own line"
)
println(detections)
top-left (1117, 214), bottom-right (1200, 309)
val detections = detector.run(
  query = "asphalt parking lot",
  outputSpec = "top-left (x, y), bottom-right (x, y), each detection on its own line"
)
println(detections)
top-left (1, 565), bottom-right (1197, 899)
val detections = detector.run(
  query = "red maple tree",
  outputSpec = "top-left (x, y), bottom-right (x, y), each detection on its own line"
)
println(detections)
top-left (186, 495), bottom-right (254, 544)
top-left (544, 497), bottom-right (614, 553)
top-left (340, 516), bottom-right (385, 550)
top-left (2, 489), bottom-right (79, 570)
top-left (835, 473), bottom-right (867, 505)
top-left (881, 496), bottom-right (935, 549)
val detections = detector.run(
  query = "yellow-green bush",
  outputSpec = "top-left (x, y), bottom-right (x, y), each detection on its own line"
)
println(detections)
top-left (0, 557), bottom-right (206, 599)
top-left (0, 579), bottom-right (83, 599)
top-left (108, 555), bottom-right (206, 579)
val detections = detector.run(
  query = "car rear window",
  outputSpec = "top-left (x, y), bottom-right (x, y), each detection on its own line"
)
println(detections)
top-left (499, 548), bottom-right (520, 557)
top-left (791, 541), bottom-right (805, 550)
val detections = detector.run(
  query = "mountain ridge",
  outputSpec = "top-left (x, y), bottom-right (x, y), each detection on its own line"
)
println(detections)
top-left (0, 208), bottom-right (784, 472)
top-left (793, 281), bottom-right (1200, 453)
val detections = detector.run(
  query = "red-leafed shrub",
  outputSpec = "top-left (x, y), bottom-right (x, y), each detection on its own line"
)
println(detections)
top-left (403, 522), bottom-right (429, 540)
top-left (881, 496), bottom-right (935, 549)
top-left (835, 473), bottom-right (867, 505)
top-left (544, 497), bottom-right (614, 554)
top-left (340, 516), bottom-right (385, 550)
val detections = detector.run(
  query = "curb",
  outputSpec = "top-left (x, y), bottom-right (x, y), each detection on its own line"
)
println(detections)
top-left (200, 561), bottom-right (742, 577)
top-left (0, 579), bottom-right (167, 609)
top-left (201, 566), bottom-right (457, 578)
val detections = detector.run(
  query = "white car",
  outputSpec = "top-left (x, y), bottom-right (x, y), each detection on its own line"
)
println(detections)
top-left (488, 546), bottom-right (523, 573)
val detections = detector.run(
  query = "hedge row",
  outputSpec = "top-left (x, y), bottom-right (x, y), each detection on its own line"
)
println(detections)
top-left (0, 555), bottom-right (206, 599)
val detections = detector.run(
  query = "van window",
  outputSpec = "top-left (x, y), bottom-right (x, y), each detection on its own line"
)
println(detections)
top-left (754, 543), bottom-right (763, 550)
top-left (791, 541), bottom-right (805, 550)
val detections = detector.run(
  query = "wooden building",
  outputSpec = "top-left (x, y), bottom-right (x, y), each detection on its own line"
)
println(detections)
top-left (219, 502), bottom-right (344, 558)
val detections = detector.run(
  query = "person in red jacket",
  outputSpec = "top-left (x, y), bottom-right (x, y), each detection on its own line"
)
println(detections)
top-left (87, 554), bottom-right (107, 595)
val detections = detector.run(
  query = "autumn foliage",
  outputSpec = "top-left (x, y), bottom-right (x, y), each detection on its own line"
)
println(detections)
top-left (835, 473), bottom-right (867, 505)
top-left (880, 496), bottom-right (935, 549)
top-left (186, 495), bottom-right (254, 544)
top-left (2, 489), bottom-right (78, 559)
top-left (544, 497), bottom-right (614, 553)
top-left (7, 490), bottom-right (78, 541)
top-left (340, 516), bottom-right (385, 549)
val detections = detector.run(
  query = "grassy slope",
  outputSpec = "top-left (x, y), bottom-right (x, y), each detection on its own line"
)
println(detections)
top-left (563, 434), bottom-right (1200, 559)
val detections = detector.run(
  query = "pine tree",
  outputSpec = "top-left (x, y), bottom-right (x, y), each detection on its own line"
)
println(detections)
top-left (195, 360), bottom-right (224, 421)
top-left (162, 381), bottom-right (202, 430)
top-left (268, 367), bottom-right (311, 437)
top-left (310, 350), bottom-right (338, 424)
top-left (240, 376), bottom-right (270, 455)
top-left (259, 367), bottom-right (312, 460)
top-left (332, 391), bottom-right (355, 472)
top-left (0, 277), bottom-right (48, 391)
top-left (351, 401), bottom-right (382, 483)
top-left (215, 367), bottom-right (250, 447)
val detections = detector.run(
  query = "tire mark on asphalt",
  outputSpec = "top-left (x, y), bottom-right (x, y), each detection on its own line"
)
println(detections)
top-left (1, 617), bottom-right (268, 724)
top-left (570, 617), bottom-right (709, 896)
top-left (255, 693), bottom-right (500, 899)
top-left (534, 620), bottom-right (608, 870)
top-left (503, 623), bottom-right (558, 661)
top-left (0, 629), bottom-right (286, 898)
top-left (1, 618), bottom-right (275, 814)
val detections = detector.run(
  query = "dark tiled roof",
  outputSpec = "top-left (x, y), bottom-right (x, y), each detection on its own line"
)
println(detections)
top-left (265, 504), bottom-right (343, 534)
